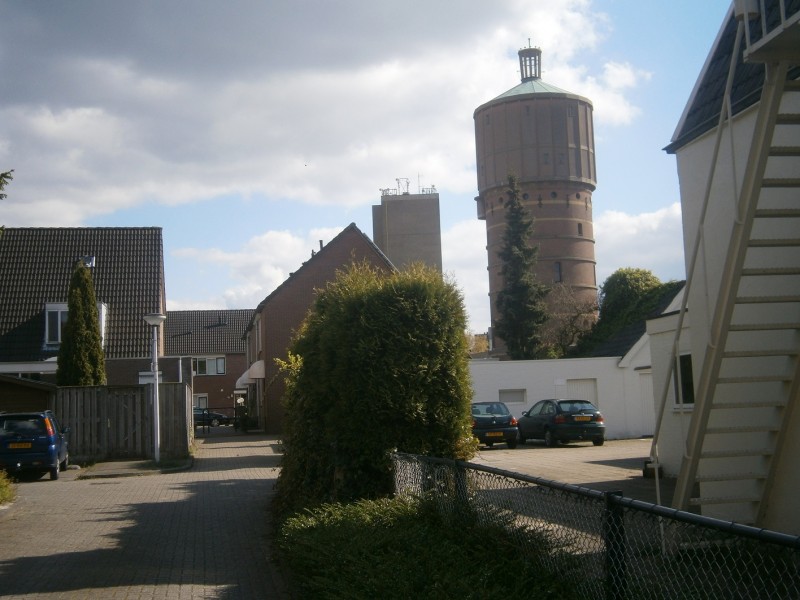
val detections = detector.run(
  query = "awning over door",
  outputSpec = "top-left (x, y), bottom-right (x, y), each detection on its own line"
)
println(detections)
top-left (235, 371), bottom-right (253, 388)
top-left (235, 360), bottom-right (265, 387)
top-left (247, 360), bottom-right (265, 379)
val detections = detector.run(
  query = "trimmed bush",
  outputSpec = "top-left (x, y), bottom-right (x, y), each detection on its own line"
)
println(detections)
top-left (274, 262), bottom-right (476, 517)
top-left (277, 496), bottom-right (578, 599)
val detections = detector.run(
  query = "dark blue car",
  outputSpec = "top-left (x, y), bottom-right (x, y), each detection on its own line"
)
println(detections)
top-left (471, 402), bottom-right (519, 449)
top-left (0, 411), bottom-right (70, 480)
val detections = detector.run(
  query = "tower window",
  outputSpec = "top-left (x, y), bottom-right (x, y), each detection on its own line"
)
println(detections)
top-left (554, 262), bottom-right (562, 283)
top-left (578, 223), bottom-right (583, 236)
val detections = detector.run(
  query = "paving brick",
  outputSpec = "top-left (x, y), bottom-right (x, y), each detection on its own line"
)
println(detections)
top-left (0, 432), bottom-right (288, 599)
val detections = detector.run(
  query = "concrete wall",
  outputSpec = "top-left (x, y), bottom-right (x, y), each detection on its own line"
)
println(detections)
top-left (372, 193), bottom-right (442, 271)
top-left (469, 349), bottom-right (656, 440)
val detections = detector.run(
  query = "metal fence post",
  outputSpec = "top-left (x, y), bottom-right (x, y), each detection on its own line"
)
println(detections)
top-left (604, 490), bottom-right (626, 600)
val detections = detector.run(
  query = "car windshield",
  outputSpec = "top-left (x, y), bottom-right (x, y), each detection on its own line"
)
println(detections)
top-left (472, 403), bottom-right (510, 416)
top-left (558, 401), bottom-right (596, 413)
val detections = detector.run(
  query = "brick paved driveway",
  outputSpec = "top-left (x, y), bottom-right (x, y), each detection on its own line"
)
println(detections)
top-left (471, 437), bottom-right (675, 505)
top-left (0, 432), bottom-right (287, 599)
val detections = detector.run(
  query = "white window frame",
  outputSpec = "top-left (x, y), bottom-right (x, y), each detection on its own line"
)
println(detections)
top-left (192, 356), bottom-right (226, 376)
top-left (45, 302), bottom-right (108, 346)
top-left (45, 303), bottom-right (69, 344)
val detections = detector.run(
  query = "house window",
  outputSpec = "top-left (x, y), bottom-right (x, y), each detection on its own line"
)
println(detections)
top-left (193, 394), bottom-right (209, 408)
top-left (45, 302), bottom-right (107, 346)
top-left (192, 357), bottom-right (226, 376)
top-left (674, 354), bottom-right (695, 405)
top-left (554, 262), bottom-right (563, 283)
top-left (46, 304), bottom-right (69, 344)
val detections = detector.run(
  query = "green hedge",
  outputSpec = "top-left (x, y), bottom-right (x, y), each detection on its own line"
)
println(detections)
top-left (274, 262), bottom-right (476, 518)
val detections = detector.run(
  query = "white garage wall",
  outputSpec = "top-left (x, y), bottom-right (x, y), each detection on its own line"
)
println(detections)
top-left (469, 354), bottom-right (655, 440)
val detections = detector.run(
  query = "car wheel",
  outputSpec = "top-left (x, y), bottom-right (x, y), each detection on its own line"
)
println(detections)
top-left (507, 440), bottom-right (518, 449)
top-left (211, 418), bottom-right (220, 427)
top-left (592, 438), bottom-right (605, 446)
top-left (50, 464), bottom-right (59, 480)
top-left (544, 430), bottom-right (559, 447)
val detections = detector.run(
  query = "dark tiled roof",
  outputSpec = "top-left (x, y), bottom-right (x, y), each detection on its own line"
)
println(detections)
top-left (0, 228), bottom-right (164, 361)
top-left (667, 5), bottom-right (800, 153)
top-left (165, 309), bottom-right (253, 356)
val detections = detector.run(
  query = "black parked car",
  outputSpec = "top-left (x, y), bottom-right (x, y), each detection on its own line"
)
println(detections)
top-left (0, 411), bottom-right (70, 480)
top-left (518, 399), bottom-right (605, 447)
top-left (471, 402), bottom-right (519, 449)
top-left (193, 408), bottom-right (231, 427)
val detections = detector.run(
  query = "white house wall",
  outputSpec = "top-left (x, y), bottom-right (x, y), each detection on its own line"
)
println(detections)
top-left (469, 354), bottom-right (656, 440)
top-left (671, 70), bottom-right (800, 531)
top-left (676, 104), bottom-right (760, 374)
top-left (646, 310), bottom-right (693, 477)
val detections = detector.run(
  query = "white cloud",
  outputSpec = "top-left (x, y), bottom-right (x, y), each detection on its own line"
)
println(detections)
top-left (169, 226), bottom-right (347, 311)
top-left (442, 219), bottom-right (491, 333)
top-left (594, 202), bottom-right (685, 285)
top-left (0, 0), bottom-right (655, 226)
top-left (0, 0), bottom-right (679, 326)
top-left (165, 201), bottom-right (685, 335)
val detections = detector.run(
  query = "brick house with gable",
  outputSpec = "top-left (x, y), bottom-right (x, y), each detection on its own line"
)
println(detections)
top-left (241, 223), bottom-right (394, 433)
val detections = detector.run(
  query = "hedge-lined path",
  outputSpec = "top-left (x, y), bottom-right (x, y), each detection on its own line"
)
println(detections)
top-left (0, 431), bottom-right (288, 599)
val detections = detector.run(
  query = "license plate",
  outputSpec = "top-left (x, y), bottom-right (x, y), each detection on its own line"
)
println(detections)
top-left (8, 442), bottom-right (32, 449)
top-left (486, 431), bottom-right (504, 437)
top-left (573, 416), bottom-right (591, 422)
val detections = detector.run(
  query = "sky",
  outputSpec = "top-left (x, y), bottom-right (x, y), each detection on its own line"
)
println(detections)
top-left (0, 0), bottom-right (733, 333)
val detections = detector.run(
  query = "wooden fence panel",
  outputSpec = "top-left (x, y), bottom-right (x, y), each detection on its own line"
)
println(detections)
top-left (54, 384), bottom-right (191, 462)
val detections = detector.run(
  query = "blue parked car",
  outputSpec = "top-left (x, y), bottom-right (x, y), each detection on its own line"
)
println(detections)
top-left (0, 411), bottom-right (70, 480)
top-left (471, 402), bottom-right (519, 449)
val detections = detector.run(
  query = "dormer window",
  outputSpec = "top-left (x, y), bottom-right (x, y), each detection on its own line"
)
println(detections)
top-left (45, 302), bottom-right (108, 346)
top-left (46, 303), bottom-right (68, 344)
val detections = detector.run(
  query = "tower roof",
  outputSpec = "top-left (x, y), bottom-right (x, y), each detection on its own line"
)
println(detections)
top-left (477, 45), bottom-right (591, 112)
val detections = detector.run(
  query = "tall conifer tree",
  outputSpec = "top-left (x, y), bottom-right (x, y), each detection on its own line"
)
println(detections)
top-left (57, 260), bottom-right (107, 385)
top-left (494, 175), bottom-right (550, 359)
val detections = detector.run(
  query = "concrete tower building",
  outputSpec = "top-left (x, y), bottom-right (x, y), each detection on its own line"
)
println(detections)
top-left (372, 178), bottom-right (443, 271)
top-left (474, 45), bottom-right (598, 352)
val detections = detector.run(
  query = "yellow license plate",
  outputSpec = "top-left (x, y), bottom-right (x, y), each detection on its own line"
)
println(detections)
top-left (574, 416), bottom-right (591, 422)
top-left (486, 431), bottom-right (504, 437)
top-left (8, 442), bottom-right (32, 449)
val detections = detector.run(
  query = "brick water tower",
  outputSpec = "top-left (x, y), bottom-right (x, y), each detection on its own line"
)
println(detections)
top-left (474, 45), bottom-right (597, 354)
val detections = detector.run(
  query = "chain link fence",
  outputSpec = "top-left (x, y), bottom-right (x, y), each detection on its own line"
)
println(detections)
top-left (392, 453), bottom-right (800, 600)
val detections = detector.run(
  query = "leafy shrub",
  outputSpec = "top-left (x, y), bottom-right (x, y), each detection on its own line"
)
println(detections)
top-left (277, 496), bottom-right (578, 599)
top-left (274, 262), bottom-right (476, 518)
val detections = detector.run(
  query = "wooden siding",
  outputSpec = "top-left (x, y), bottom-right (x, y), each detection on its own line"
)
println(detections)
top-left (54, 384), bottom-right (192, 462)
